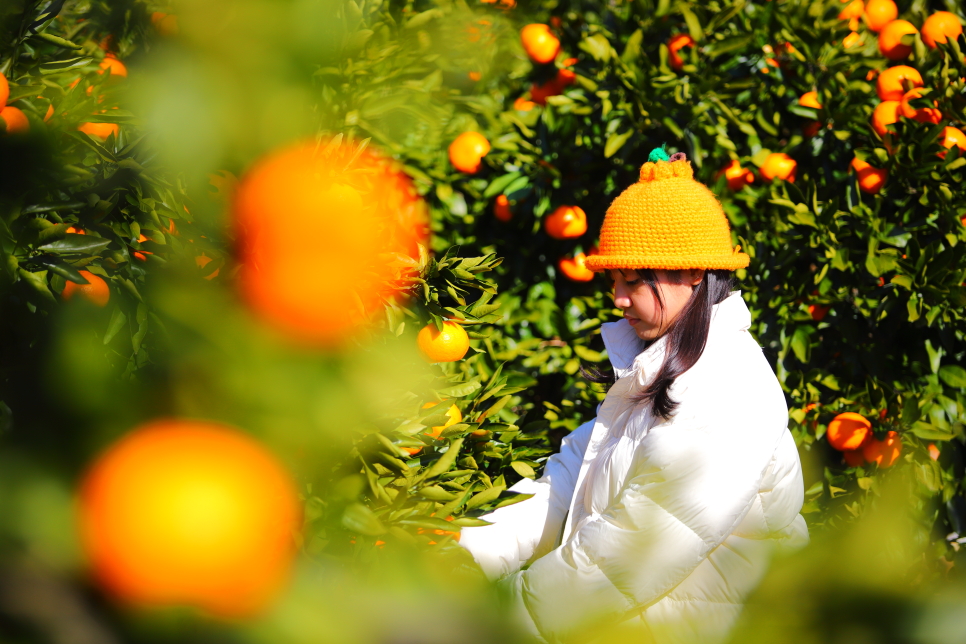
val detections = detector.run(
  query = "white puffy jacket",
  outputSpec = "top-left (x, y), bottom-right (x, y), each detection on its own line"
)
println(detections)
top-left (459, 292), bottom-right (808, 643)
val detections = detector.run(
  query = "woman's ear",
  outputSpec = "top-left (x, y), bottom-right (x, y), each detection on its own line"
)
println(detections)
top-left (688, 269), bottom-right (706, 286)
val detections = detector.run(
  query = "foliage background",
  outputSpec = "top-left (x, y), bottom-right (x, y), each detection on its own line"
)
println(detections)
top-left (2, 0), bottom-right (966, 642)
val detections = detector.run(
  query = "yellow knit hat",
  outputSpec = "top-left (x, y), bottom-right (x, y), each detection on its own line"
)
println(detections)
top-left (584, 147), bottom-right (750, 272)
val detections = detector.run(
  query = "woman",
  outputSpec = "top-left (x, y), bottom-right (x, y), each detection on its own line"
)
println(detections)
top-left (459, 148), bottom-right (808, 644)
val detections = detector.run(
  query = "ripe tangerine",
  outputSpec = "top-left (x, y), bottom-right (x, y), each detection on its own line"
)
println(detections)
top-left (79, 122), bottom-right (120, 141)
top-left (669, 34), bottom-right (695, 70)
top-left (404, 403), bottom-right (463, 455)
top-left (0, 72), bottom-right (8, 108)
top-left (878, 20), bottom-right (918, 60)
top-left (520, 24), bottom-right (560, 64)
top-left (899, 88), bottom-right (942, 124)
top-left (871, 100), bottom-right (901, 138)
top-left (863, 0), bottom-right (898, 33)
top-left (716, 160), bottom-right (754, 191)
top-left (921, 12), bottom-right (962, 48)
top-left (839, 0), bottom-right (864, 21)
top-left (417, 320), bottom-right (470, 363)
top-left (826, 412), bottom-right (871, 451)
top-left (62, 270), bottom-right (110, 307)
top-left (850, 157), bottom-right (888, 194)
top-left (493, 195), bottom-right (512, 222)
top-left (544, 205), bottom-right (587, 239)
top-left (877, 66), bottom-right (923, 101)
top-left (799, 91), bottom-right (822, 109)
top-left (759, 153), bottom-right (797, 183)
top-left (939, 126), bottom-right (966, 158)
top-left (862, 430), bottom-right (902, 467)
top-left (558, 252), bottom-right (594, 282)
top-left (78, 419), bottom-right (301, 617)
top-left (448, 132), bottom-right (491, 174)
top-left (233, 138), bottom-right (429, 347)
top-left (0, 106), bottom-right (29, 134)
top-left (98, 56), bottom-right (128, 79)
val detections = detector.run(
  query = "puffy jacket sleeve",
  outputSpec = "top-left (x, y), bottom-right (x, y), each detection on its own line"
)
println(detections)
top-left (459, 420), bottom-right (594, 580)
top-left (503, 400), bottom-right (789, 642)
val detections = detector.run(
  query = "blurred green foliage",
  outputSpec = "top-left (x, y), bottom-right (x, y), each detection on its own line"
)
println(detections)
top-left (3, 0), bottom-right (966, 642)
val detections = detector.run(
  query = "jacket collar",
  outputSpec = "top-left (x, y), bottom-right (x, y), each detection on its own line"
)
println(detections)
top-left (599, 291), bottom-right (750, 381)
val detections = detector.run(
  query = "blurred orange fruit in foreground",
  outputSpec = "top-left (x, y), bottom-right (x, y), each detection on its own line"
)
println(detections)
top-left (716, 160), bottom-right (755, 191)
top-left (78, 122), bottom-right (119, 140)
top-left (759, 152), bottom-right (797, 183)
top-left (863, 0), bottom-right (898, 33)
top-left (799, 91), bottom-right (822, 109)
top-left (98, 55), bottom-right (128, 79)
top-left (151, 11), bottom-right (180, 37)
top-left (78, 419), bottom-right (301, 618)
top-left (0, 106), bottom-right (29, 134)
top-left (921, 12), bottom-right (962, 48)
top-left (871, 100), bottom-right (901, 137)
top-left (0, 72), bottom-right (8, 107)
top-left (493, 194), bottom-right (512, 221)
top-left (520, 24), bottom-right (560, 64)
top-left (417, 320), bottom-right (470, 362)
top-left (449, 131), bottom-right (490, 173)
top-left (826, 412), bottom-right (871, 451)
top-left (62, 270), bottom-right (110, 306)
top-left (233, 138), bottom-right (429, 347)
top-left (544, 205), bottom-right (588, 239)
top-left (940, 126), bottom-right (966, 157)
top-left (862, 430), bottom-right (902, 467)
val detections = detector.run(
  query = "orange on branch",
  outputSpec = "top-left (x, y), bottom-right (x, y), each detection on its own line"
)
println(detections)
top-left (862, 430), bottom-right (902, 467)
top-left (899, 88), bottom-right (942, 123)
top-left (799, 91), bottom-right (822, 109)
top-left (843, 31), bottom-right (864, 49)
top-left (839, 0), bottom-right (864, 21)
top-left (850, 157), bottom-right (888, 194)
top-left (513, 96), bottom-right (536, 112)
top-left (759, 153), bottom-right (797, 183)
top-left (807, 304), bottom-right (830, 321)
top-left (493, 195), bottom-right (512, 222)
top-left (716, 160), bottom-right (754, 191)
top-left (878, 20), bottom-right (918, 60)
top-left (843, 449), bottom-right (866, 467)
top-left (448, 132), bottom-right (490, 174)
top-left (826, 412), bottom-right (872, 451)
top-left (233, 138), bottom-right (428, 348)
top-left (417, 321), bottom-right (470, 363)
top-left (875, 65), bottom-right (922, 101)
top-left (0, 106), bottom-right (29, 134)
top-left (939, 126), bottom-right (966, 158)
top-left (62, 270), bottom-right (110, 307)
top-left (544, 205), bottom-right (587, 239)
top-left (863, 0), bottom-right (898, 32)
top-left (404, 403), bottom-right (463, 455)
top-left (78, 419), bottom-right (301, 617)
top-left (0, 72), bottom-right (8, 108)
top-left (921, 12), bottom-right (962, 48)
top-left (78, 122), bottom-right (119, 140)
top-left (98, 56), bottom-right (128, 79)
top-left (871, 100), bottom-right (901, 137)
top-left (151, 12), bottom-right (180, 37)
top-left (668, 34), bottom-right (694, 70)
top-left (558, 252), bottom-right (594, 282)
top-left (520, 24), bottom-right (560, 64)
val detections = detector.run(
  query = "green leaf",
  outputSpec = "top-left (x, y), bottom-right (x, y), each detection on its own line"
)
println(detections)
top-left (465, 485), bottom-right (505, 510)
top-left (939, 365), bottom-right (966, 389)
top-left (510, 461), bottom-right (536, 478)
top-left (37, 234), bottom-right (111, 255)
top-left (342, 503), bottom-right (386, 536)
top-left (437, 380), bottom-right (481, 398)
top-left (418, 486), bottom-right (457, 501)
top-left (604, 131), bottom-right (632, 158)
top-left (103, 307), bottom-right (127, 345)
top-left (38, 56), bottom-right (92, 74)
top-left (422, 438), bottom-right (464, 479)
top-left (33, 32), bottom-right (81, 49)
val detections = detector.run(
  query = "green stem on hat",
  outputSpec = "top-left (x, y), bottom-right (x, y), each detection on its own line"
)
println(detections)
top-left (648, 145), bottom-right (670, 163)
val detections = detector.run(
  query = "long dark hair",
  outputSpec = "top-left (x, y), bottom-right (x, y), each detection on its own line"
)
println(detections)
top-left (583, 269), bottom-right (735, 419)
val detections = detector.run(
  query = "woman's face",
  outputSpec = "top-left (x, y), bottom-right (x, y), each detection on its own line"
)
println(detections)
top-left (609, 269), bottom-right (705, 340)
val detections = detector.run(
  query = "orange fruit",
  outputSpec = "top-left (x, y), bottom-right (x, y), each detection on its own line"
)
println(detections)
top-left (871, 100), bottom-right (901, 137)
top-left (928, 443), bottom-right (940, 461)
top-left (65, 226), bottom-right (86, 235)
top-left (43, 102), bottom-right (54, 122)
top-left (78, 419), bottom-right (301, 617)
top-left (79, 122), bottom-right (120, 140)
top-left (530, 79), bottom-right (562, 106)
top-left (668, 34), bottom-right (694, 70)
top-left (513, 96), bottom-right (536, 112)
top-left (152, 12), bottom-right (180, 37)
top-left (802, 121), bottom-right (823, 138)
top-left (899, 88), bottom-right (942, 123)
top-left (544, 205), bottom-right (587, 239)
top-left (98, 55), bottom-right (128, 79)
top-left (826, 412), bottom-right (872, 451)
top-left (808, 304), bottom-right (830, 321)
top-left (0, 106), bottom-right (29, 134)
top-left (939, 126), bottom-right (966, 157)
top-left (843, 448), bottom-right (866, 467)
top-left (404, 403), bottom-right (463, 455)
top-left (863, 0), bottom-right (898, 32)
top-left (62, 270), bottom-right (110, 306)
top-left (448, 132), bottom-right (490, 174)
top-left (799, 91), bottom-right (822, 109)
top-left (759, 152), bottom-right (797, 183)
top-left (862, 430), bottom-right (902, 467)
top-left (494, 194), bottom-right (512, 222)
top-left (0, 72), bottom-right (8, 108)
top-left (233, 138), bottom-right (428, 347)
top-left (839, 0), bottom-right (864, 21)
top-left (878, 20), bottom-right (918, 60)
top-left (843, 31), bottom-right (864, 48)
top-left (850, 157), bottom-right (888, 194)
top-left (558, 252), bottom-right (594, 282)
top-left (417, 320), bottom-right (470, 362)
top-left (921, 12), bottom-right (962, 48)
top-left (520, 24), bottom-right (560, 64)
top-left (716, 160), bottom-right (755, 191)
